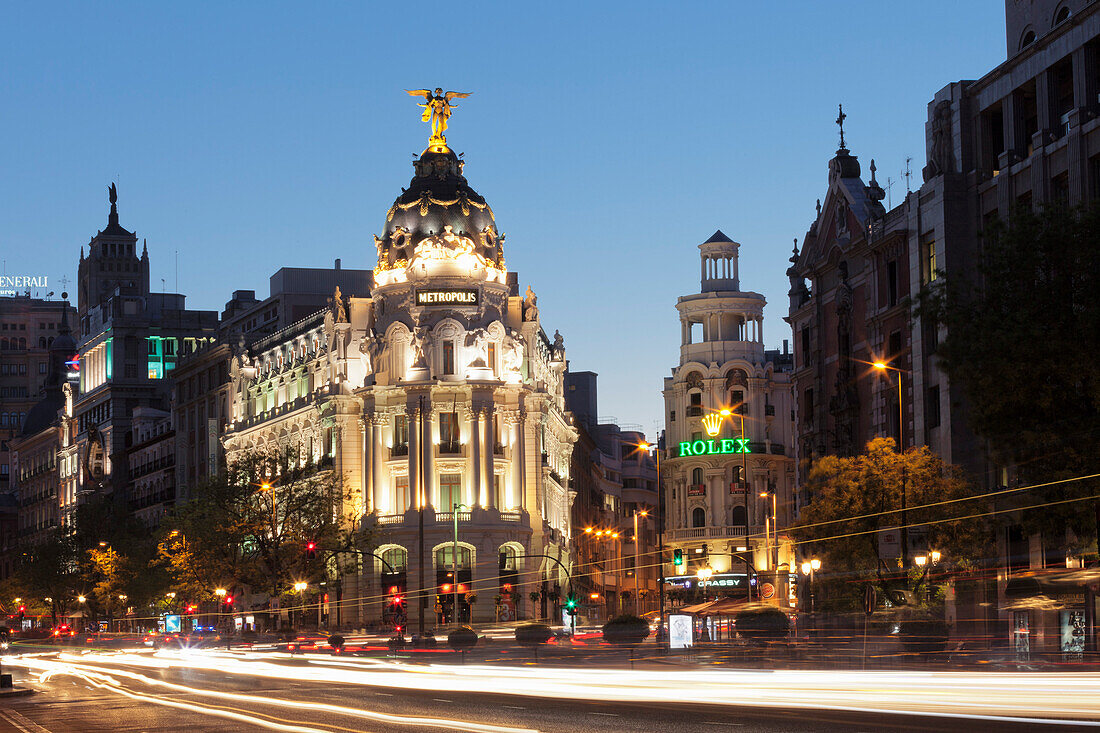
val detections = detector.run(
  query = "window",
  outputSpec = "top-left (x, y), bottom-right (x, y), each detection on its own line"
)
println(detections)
top-left (886, 259), bottom-right (898, 307)
top-left (38, 363), bottom-right (46, 374)
top-left (381, 547), bottom-right (407, 573)
top-left (442, 340), bottom-right (455, 375)
top-left (688, 392), bottom-right (702, 417)
top-left (499, 545), bottom-right (517, 571)
top-left (803, 389), bottom-right (814, 424)
top-left (926, 385), bottom-right (941, 429)
top-left (395, 476), bottom-right (408, 506)
top-left (436, 545), bottom-right (471, 570)
top-left (800, 327), bottom-right (810, 367)
top-left (922, 237), bottom-right (937, 283)
top-left (393, 415), bottom-right (409, 453)
top-left (439, 473), bottom-right (462, 510)
top-left (692, 507), bottom-right (706, 528)
top-left (888, 330), bottom-right (902, 362)
top-left (439, 411), bottom-right (460, 451)
top-left (487, 342), bottom-right (496, 375)
top-left (691, 467), bottom-right (703, 486)
top-left (731, 505), bottom-right (747, 526)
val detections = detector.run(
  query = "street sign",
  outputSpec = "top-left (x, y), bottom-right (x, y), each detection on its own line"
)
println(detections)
top-left (760, 582), bottom-right (775, 600)
top-left (164, 614), bottom-right (181, 633)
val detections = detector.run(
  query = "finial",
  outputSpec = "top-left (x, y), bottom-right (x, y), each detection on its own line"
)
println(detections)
top-left (790, 238), bottom-right (799, 264)
top-left (836, 104), bottom-right (847, 149)
top-left (142, 239), bottom-right (148, 257)
top-left (816, 198), bottom-right (822, 218)
top-left (405, 88), bottom-right (472, 153)
top-left (869, 158), bottom-right (878, 185)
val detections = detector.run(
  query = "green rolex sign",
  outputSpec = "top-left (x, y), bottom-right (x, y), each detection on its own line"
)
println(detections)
top-left (678, 439), bottom-right (751, 457)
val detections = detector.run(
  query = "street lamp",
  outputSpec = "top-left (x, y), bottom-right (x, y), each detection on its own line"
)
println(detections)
top-left (633, 510), bottom-right (648, 615)
top-left (639, 439), bottom-right (665, 644)
top-left (759, 490), bottom-right (778, 572)
top-left (451, 502), bottom-right (470, 626)
top-left (293, 582), bottom-right (307, 630)
top-left (800, 558), bottom-right (821, 615)
top-left (870, 359), bottom-right (911, 567)
top-left (696, 566), bottom-right (713, 601)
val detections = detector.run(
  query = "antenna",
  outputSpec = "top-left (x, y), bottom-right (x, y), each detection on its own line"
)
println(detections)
top-left (903, 156), bottom-right (913, 193)
top-left (175, 250), bottom-right (179, 294)
top-left (886, 176), bottom-right (895, 209)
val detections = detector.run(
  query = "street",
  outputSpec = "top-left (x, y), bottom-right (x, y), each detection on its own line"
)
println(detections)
top-left (0, 645), bottom-right (1095, 732)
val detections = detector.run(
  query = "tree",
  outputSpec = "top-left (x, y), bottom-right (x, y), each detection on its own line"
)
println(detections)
top-left (795, 438), bottom-right (994, 612)
top-left (919, 203), bottom-right (1100, 552)
top-left (19, 528), bottom-right (78, 628)
top-left (160, 447), bottom-right (354, 609)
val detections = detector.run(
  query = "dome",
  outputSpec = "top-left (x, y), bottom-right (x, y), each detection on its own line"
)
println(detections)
top-left (374, 149), bottom-right (503, 272)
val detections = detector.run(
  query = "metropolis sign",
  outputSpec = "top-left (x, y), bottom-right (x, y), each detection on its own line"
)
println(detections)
top-left (415, 288), bottom-right (479, 306)
top-left (678, 439), bottom-right (751, 457)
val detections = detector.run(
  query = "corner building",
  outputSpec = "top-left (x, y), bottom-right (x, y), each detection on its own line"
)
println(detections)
top-left (225, 132), bottom-right (576, 626)
top-left (662, 233), bottom-right (796, 605)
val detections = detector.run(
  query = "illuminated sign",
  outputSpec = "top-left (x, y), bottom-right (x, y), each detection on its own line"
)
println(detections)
top-left (415, 288), bottom-right (479, 306)
top-left (678, 439), bottom-right (751, 457)
top-left (701, 413), bottom-right (723, 437)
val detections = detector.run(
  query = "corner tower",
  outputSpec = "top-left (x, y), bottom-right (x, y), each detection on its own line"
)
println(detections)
top-left (662, 231), bottom-right (796, 608)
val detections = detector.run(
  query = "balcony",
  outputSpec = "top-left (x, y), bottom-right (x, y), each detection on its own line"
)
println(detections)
top-left (666, 525), bottom-right (764, 542)
top-left (686, 406), bottom-right (703, 417)
top-left (391, 444), bottom-right (409, 458)
top-left (764, 404), bottom-right (775, 417)
top-left (439, 441), bottom-right (462, 455)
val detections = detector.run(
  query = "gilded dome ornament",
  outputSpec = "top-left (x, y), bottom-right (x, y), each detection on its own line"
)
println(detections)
top-left (406, 88), bottom-right (471, 153)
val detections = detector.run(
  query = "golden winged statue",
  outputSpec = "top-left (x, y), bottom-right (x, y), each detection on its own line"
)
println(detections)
top-left (406, 88), bottom-right (471, 149)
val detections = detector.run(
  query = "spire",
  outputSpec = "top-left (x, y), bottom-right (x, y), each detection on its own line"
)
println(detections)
top-left (142, 238), bottom-right (148, 258)
top-left (836, 103), bottom-right (847, 150)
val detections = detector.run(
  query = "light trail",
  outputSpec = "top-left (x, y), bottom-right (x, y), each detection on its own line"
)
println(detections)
top-left (15, 649), bottom-right (1100, 726)
top-left (10, 654), bottom-right (539, 733)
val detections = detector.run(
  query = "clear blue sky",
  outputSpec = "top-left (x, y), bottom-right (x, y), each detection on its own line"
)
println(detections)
top-left (0, 1), bottom-right (1006, 435)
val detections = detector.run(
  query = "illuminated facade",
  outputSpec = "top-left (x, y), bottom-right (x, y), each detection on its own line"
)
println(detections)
top-left (73, 188), bottom-right (218, 510)
top-left (662, 232), bottom-right (796, 605)
top-left (225, 120), bottom-right (576, 625)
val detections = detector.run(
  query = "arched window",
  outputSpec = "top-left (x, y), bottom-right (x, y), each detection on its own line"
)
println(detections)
top-left (691, 467), bottom-right (703, 486)
top-left (38, 337), bottom-right (46, 349)
top-left (692, 507), bottom-right (706, 528)
top-left (731, 505), bottom-right (747, 527)
top-left (685, 371), bottom-right (704, 391)
top-left (1054, 5), bottom-right (1070, 25)
top-left (436, 545), bottom-right (471, 570)
top-left (1020, 29), bottom-right (1036, 50)
top-left (381, 547), bottom-right (407, 573)
top-left (499, 545), bottom-right (518, 571)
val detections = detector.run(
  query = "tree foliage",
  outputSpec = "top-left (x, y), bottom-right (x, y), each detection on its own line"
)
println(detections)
top-left (918, 203), bottom-right (1100, 550)
top-left (159, 447), bottom-right (358, 602)
top-left (795, 438), bottom-right (993, 611)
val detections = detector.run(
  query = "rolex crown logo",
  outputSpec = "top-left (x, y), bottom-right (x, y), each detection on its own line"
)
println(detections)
top-left (701, 412), bottom-right (723, 437)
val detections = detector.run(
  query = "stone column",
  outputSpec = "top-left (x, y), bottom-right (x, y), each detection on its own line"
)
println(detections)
top-left (373, 417), bottom-right (387, 514)
top-left (407, 407), bottom-right (419, 511)
top-left (516, 410), bottom-right (527, 510)
top-left (470, 407), bottom-right (482, 509)
top-left (484, 408), bottom-right (496, 509)
top-left (422, 407), bottom-right (434, 508)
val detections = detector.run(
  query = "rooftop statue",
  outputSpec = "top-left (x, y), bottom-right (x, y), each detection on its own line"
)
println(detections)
top-left (406, 88), bottom-right (471, 149)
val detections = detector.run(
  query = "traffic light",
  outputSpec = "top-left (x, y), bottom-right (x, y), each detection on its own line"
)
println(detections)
top-left (673, 549), bottom-right (684, 567)
top-left (565, 592), bottom-right (577, 615)
top-left (305, 541), bottom-right (317, 560)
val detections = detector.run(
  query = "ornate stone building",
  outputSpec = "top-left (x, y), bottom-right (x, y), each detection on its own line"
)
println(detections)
top-left (662, 232), bottom-right (796, 605)
top-left (224, 110), bottom-right (575, 626)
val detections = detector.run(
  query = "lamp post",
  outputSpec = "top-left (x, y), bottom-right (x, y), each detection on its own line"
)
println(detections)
top-left (800, 558), bottom-right (821, 616)
top-left (696, 566), bottom-right (713, 601)
top-left (451, 502), bottom-right (469, 626)
top-left (632, 510), bottom-right (648, 615)
top-left (759, 490), bottom-right (778, 572)
top-left (293, 582), bottom-right (307, 630)
top-left (638, 440), bottom-right (665, 647)
top-left (872, 360), bottom-right (909, 567)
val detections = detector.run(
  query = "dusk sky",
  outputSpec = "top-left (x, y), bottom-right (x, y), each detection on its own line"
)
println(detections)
top-left (1, 1), bottom-right (1006, 435)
